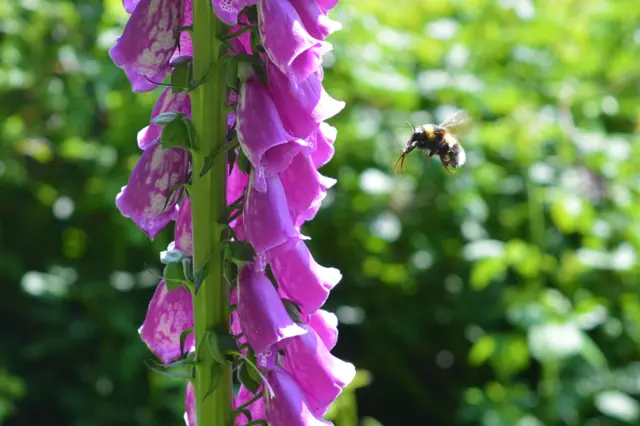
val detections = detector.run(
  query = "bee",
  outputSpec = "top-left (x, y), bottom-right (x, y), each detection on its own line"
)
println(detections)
top-left (393, 110), bottom-right (472, 175)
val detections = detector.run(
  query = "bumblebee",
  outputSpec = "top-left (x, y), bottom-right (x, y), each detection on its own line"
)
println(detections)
top-left (393, 110), bottom-right (472, 175)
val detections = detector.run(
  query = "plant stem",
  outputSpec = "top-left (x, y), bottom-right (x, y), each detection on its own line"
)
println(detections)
top-left (190, 0), bottom-right (231, 425)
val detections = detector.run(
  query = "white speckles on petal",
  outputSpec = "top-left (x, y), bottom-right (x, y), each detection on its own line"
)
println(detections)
top-left (116, 141), bottom-right (188, 239)
top-left (139, 281), bottom-right (194, 365)
top-left (109, 0), bottom-right (184, 92)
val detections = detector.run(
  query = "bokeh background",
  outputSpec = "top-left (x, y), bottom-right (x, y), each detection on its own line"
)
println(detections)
top-left (2, 0), bottom-right (640, 425)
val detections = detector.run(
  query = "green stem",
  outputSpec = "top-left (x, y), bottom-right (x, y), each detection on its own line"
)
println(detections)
top-left (190, 0), bottom-right (231, 425)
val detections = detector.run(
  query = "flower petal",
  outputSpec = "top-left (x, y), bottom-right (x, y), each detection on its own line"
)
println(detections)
top-left (174, 196), bottom-right (192, 256)
top-left (244, 173), bottom-right (301, 253)
top-left (279, 153), bottom-right (335, 227)
top-left (289, 0), bottom-right (342, 40)
top-left (237, 77), bottom-right (307, 188)
top-left (258, 0), bottom-right (331, 83)
top-left (109, 0), bottom-right (183, 92)
top-left (265, 367), bottom-right (333, 426)
top-left (234, 385), bottom-right (266, 425)
top-left (304, 310), bottom-right (338, 351)
top-left (267, 238), bottom-right (341, 313)
top-left (309, 122), bottom-right (337, 169)
top-left (185, 382), bottom-right (196, 426)
top-left (213, 0), bottom-right (259, 26)
top-left (267, 61), bottom-right (344, 140)
top-left (138, 87), bottom-right (191, 150)
top-left (283, 324), bottom-right (355, 417)
top-left (237, 264), bottom-right (307, 354)
top-left (139, 280), bottom-right (194, 365)
top-left (115, 141), bottom-right (189, 239)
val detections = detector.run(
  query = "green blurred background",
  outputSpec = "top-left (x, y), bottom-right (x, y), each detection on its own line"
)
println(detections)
top-left (2, 0), bottom-right (640, 425)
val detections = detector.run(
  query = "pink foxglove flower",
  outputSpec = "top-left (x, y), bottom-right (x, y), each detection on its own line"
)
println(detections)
top-left (115, 141), bottom-right (188, 239)
top-left (109, 0), bottom-right (184, 92)
top-left (139, 280), bottom-right (195, 364)
top-left (237, 264), bottom-right (307, 353)
top-left (265, 368), bottom-right (332, 426)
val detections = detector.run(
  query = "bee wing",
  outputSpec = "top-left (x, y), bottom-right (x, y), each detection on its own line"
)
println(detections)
top-left (438, 110), bottom-right (473, 138)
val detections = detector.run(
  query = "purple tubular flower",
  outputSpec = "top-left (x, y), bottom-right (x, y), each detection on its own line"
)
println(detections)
top-left (267, 60), bottom-right (344, 140)
top-left (265, 367), bottom-right (333, 426)
top-left (309, 122), bottom-right (337, 169)
top-left (282, 324), bottom-right (356, 417)
top-left (174, 196), bottom-right (192, 256)
top-left (122, 0), bottom-right (139, 13)
top-left (139, 280), bottom-right (195, 364)
top-left (258, 0), bottom-right (332, 84)
top-left (279, 153), bottom-right (336, 227)
top-left (244, 173), bottom-right (304, 254)
top-left (304, 310), bottom-right (338, 351)
top-left (185, 382), bottom-right (196, 426)
top-left (138, 88), bottom-right (191, 149)
top-left (109, 0), bottom-right (183, 92)
top-left (115, 140), bottom-right (189, 239)
top-left (237, 264), bottom-right (306, 354)
top-left (289, 0), bottom-right (342, 40)
top-left (213, 0), bottom-right (259, 25)
top-left (267, 237), bottom-right (341, 313)
top-left (237, 76), bottom-right (308, 191)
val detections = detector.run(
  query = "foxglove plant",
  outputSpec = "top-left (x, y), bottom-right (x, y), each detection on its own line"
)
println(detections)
top-left (110, 0), bottom-right (353, 425)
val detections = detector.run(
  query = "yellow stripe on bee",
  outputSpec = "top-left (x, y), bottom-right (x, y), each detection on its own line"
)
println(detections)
top-left (443, 133), bottom-right (459, 146)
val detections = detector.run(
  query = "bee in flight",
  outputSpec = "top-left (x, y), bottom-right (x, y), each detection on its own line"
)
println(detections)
top-left (393, 110), bottom-right (472, 175)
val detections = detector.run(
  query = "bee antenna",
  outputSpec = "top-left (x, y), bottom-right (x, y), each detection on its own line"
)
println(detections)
top-left (406, 121), bottom-right (416, 132)
top-left (393, 153), bottom-right (405, 176)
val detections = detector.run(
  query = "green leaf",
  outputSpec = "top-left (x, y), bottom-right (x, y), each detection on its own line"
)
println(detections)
top-left (193, 261), bottom-right (210, 295)
top-left (202, 364), bottom-right (222, 402)
top-left (226, 56), bottom-right (239, 91)
top-left (224, 259), bottom-right (238, 284)
top-left (206, 331), bottom-right (228, 365)
top-left (182, 257), bottom-right (194, 282)
top-left (238, 361), bottom-right (261, 394)
top-left (170, 56), bottom-right (192, 94)
top-left (162, 117), bottom-right (190, 149)
top-left (152, 112), bottom-right (182, 126)
top-left (163, 262), bottom-right (185, 290)
top-left (237, 149), bottom-right (252, 174)
top-left (226, 241), bottom-right (256, 263)
top-left (180, 328), bottom-right (193, 357)
top-left (183, 116), bottom-right (198, 150)
top-left (199, 156), bottom-right (213, 177)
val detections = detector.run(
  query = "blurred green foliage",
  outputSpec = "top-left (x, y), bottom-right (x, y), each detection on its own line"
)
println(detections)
top-left (1, 0), bottom-right (639, 425)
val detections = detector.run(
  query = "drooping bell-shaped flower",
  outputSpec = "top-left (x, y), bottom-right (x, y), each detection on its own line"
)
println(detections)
top-left (237, 264), bottom-right (307, 354)
top-left (244, 173), bottom-right (304, 254)
top-left (237, 76), bottom-right (308, 191)
top-left (139, 280), bottom-right (195, 364)
top-left (283, 323), bottom-right (356, 417)
top-left (138, 88), bottom-right (191, 149)
top-left (115, 140), bottom-right (189, 239)
top-left (267, 61), bottom-right (344, 140)
top-left (279, 153), bottom-right (336, 227)
top-left (109, 0), bottom-right (184, 92)
top-left (267, 237), bottom-right (341, 313)
top-left (309, 122), bottom-right (337, 169)
top-left (288, 0), bottom-right (342, 41)
top-left (212, 0), bottom-right (259, 26)
top-left (265, 367), bottom-right (333, 426)
top-left (258, 0), bottom-right (331, 84)
top-left (185, 381), bottom-right (196, 426)
top-left (304, 310), bottom-right (338, 351)
top-left (174, 196), bottom-right (192, 256)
